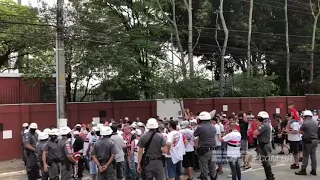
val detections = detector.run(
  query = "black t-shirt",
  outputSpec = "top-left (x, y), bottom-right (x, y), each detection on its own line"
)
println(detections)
top-left (280, 119), bottom-right (288, 129)
top-left (239, 120), bottom-right (249, 140)
top-left (73, 136), bottom-right (84, 152)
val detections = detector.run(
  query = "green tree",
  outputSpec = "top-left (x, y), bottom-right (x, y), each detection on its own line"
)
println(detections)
top-left (0, 0), bottom-right (54, 70)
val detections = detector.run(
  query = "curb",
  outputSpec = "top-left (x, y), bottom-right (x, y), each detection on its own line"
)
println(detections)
top-left (0, 170), bottom-right (26, 177)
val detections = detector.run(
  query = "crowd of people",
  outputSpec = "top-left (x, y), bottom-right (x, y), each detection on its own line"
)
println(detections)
top-left (21, 103), bottom-right (319, 180)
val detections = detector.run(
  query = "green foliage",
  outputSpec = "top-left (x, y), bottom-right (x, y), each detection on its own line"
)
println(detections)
top-left (0, 0), bottom-right (54, 69)
top-left (225, 74), bottom-right (279, 97)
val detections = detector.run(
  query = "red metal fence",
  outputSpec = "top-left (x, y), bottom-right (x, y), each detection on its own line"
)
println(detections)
top-left (0, 95), bottom-right (319, 161)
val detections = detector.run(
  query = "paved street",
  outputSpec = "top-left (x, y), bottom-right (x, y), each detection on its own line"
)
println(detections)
top-left (1, 146), bottom-right (319, 180)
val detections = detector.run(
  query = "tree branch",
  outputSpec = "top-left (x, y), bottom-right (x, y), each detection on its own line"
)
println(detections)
top-left (192, 28), bottom-right (201, 51)
top-left (214, 11), bottom-right (222, 52)
top-left (156, 0), bottom-right (175, 26)
top-left (310, 0), bottom-right (316, 17)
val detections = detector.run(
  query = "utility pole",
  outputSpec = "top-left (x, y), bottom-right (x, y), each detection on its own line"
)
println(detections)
top-left (171, 33), bottom-right (174, 82)
top-left (56, 0), bottom-right (66, 128)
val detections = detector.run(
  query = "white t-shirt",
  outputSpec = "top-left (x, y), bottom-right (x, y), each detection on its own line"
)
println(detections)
top-left (167, 130), bottom-right (185, 164)
top-left (288, 121), bottom-right (301, 141)
top-left (222, 131), bottom-right (241, 158)
top-left (180, 128), bottom-right (194, 152)
top-left (218, 123), bottom-right (224, 133)
top-left (161, 133), bottom-right (170, 158)
top-left (132, 139), bottom-right (139, 163)
top-left (214, 124), bottom-right (222, 146)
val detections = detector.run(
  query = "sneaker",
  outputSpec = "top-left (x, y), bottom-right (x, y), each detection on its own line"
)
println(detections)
top-left (278, 151), bottom-right (284, 155)
top-left (299, 157), bottom-right (303, 162)
top-left (227, 174), bottom-right (232, 178)
top-left (290, 164), bottom-right (299, 169)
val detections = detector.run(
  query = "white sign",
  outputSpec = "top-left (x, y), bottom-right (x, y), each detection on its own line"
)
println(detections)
top-left (223, 105), bottom-right (228, 112)
top-left (276, 108), bottom-right (280, 114)
top-left (92, 117), bottom-right (100, 124)
top-left (3, 130), bottom-right (12, 139)
top-left (58, 118), bottom-right (68, 129)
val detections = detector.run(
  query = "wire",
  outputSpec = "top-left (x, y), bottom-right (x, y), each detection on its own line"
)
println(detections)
top-left (0, 21), bottom-right (56, 27)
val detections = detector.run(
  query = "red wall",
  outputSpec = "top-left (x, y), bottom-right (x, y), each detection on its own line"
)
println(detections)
top-left (0, 101), bottom-right (157, 161)
top-left (0, 95), bottom-right (318, 161)
top-left (0, 77), bottom-right (43, 104)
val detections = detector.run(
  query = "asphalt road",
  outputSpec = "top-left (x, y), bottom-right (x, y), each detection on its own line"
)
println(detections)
top-left (1, 146), bottom-right (319, 180)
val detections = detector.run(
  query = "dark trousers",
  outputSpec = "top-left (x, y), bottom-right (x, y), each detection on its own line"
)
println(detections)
top-left (76, 158), bottom-right (84, 178)
top-left (259, 143), bottom-right (274, 180)
top-left (228, 157), bottom-right (241, 180)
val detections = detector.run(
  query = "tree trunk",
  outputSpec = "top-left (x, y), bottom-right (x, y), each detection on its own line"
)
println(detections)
top-left (184, 0), bottom-right (194, 77)
top-left (219, 0), bottom-right (229, 97)
top-left (309, 0), bottom-right (320, 83)
top-left (247, 0), bottom-right (253, 77)
top-left (285, 0), bottom-right (291, 95)
top-left (310, 16), bottom-right (318, 82)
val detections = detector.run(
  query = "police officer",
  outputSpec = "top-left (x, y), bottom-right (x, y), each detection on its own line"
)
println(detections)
top-left (137, 118), bottom-right (167, 180)
top-left (295, 110), bottom-right (318, 176)
top-left (194, 111), bottom-right (217, 180)
top-left (253, 111), bottom-right (275, 180)
top-left (36, 132), bottom-right (49, 180)
top-left (43, 128), bottom-right (60, 180)
top-left (22, 123), bottom-right (29, 166)
top-left (58, 126), bottom-right (77, 180)
top-left (23, 122), bottom-right (39, 180)
top-left (91, 126), bottom-right (117, 180)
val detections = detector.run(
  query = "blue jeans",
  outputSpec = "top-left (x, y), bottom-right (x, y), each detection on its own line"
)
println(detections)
top-left (228, 157), bottom-right (241, 180)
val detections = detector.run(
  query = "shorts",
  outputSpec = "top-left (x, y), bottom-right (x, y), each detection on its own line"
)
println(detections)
top-left (166, 159), bottom-right (182, 179)
top-left (116, 161), bottom-right (124, 179)
top-left (182, 151), bottom-right (194, 168)
top-left (289, 141), bottom-right (300, 154)
top-left (240, 140), bottom-right (248, 154)
top-left (89, 160), bottom-right (97, 175)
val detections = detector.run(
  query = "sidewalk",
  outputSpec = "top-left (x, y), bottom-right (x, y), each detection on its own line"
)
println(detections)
top-left (0, 159), bottom-right (25, 175)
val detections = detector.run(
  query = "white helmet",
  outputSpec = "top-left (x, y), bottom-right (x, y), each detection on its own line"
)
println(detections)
top-left (146, 118), bottom-right (158, 129)
top-left (303, 110), bottom-right (313, 117)
top-left (137, 122), bottom-right (144, 127)
top-left (257, 111), bottom-right (269, 119)
top-left (130, 122), bottom-right (137, 129)
top-left (29, 123), bottom-right (38, 129)
top-left (198, 111), bottom-right (211, 121)
top-left (180, 120), bottom-right (189, 129)
top-left (49, 128), bottom-right (60, 136)
top-left (100, 126), bottom-right (113, 136)
top-left (38, 132), bottom-right (49, 140)
top-left (75, 124), bottom-right (81, 127)
top-left (135, 129), bottom-right (142, 136)
top-left (60, 126), bottom-right (71, 135)
top-left (36, 130), bottom-right (41, 134)
top-left (22, 123), bottom-right (29, 128)
top-left (43, 128), bottom-right (51, 134)
top-left (73, 131), bottom-right (80, 135)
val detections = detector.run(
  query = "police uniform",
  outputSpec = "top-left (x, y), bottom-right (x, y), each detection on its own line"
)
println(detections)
top-left (22, 128), bottom-right (29, 166)
top-left (194, 112), bottom-right (217, 180)
top-left (36, 139), bottom-right (48, 180)
top-left (91, 131), bottom-right (117, 180)
top-left (296, 110), bottom-right (318, 176)
top-left (23, 130), bottom-right (39, 180)
top-left (58, 136), bottom-right (74, 180)
top-left (256, 112), bottom-right (275, 180)
top-left (44, 140), bottom-right (60, 179)
top-left (137, 118), bottom-right (166, 180)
